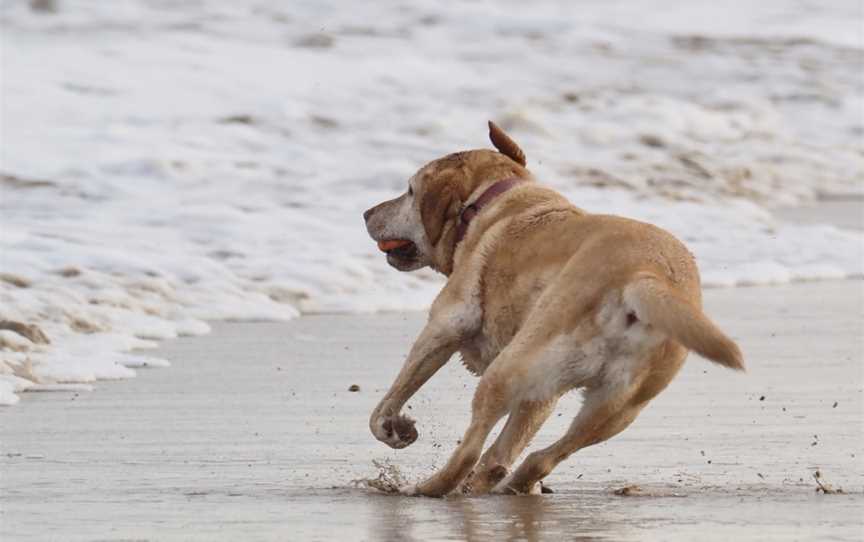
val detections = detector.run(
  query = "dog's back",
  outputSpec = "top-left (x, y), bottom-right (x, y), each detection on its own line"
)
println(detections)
top-left (471, 182), bottom-right (741, 369)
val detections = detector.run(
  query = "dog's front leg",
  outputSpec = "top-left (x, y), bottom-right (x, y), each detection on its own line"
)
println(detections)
top-left (369, 319), bottom-right (461, 450)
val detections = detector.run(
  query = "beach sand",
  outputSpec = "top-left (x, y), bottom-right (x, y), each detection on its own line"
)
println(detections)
top-left (1, 276), bottom-right (862, 541)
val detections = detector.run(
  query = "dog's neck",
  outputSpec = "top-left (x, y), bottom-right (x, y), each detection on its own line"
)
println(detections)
top-left (429, 176), bottom-right (527, 276)
top-left (455, 177), bottom-right (524, 245)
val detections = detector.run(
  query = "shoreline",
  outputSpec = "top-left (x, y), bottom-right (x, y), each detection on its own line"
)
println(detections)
top-left (1, 197), bottom-right (862, 407)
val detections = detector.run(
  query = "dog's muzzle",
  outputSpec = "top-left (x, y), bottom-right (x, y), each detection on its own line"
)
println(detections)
top-left (363, 204), bottom-right (420, 270)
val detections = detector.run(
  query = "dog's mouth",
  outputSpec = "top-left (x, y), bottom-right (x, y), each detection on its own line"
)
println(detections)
top-left (377, 238), bottom-right (420, 269)
top-left (377, 239), bottom-right (416, 257)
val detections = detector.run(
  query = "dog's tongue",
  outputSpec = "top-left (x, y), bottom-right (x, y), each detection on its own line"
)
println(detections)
top-left (377, 239), bottom-right (412, 252)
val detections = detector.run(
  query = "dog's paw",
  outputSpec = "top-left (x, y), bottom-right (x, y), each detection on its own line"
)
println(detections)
top-left (399, 483), bottom-right (420, 497)
top-left (372, 415), bottom-right (418, 449)
top-left (458, 470), bottom-right (475, 495)
top-left (462, 465), bottom-right (509, 495)
top-left (492, 476), bottom-right (542, 496)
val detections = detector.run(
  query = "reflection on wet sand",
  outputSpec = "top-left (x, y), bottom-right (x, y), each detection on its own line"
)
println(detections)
top-left (367, 491), bottom-right (618, 542)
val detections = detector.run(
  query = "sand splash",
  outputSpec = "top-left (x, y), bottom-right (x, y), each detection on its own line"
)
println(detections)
top-left (352, 459), bottom-right (411, 494)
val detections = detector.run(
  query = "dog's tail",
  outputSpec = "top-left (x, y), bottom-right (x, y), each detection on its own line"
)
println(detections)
top-left (624, 276), bottom-right (744, 371)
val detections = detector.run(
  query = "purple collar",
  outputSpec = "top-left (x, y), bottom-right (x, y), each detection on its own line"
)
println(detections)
top-left (455, 177), bottom-right (524, 244)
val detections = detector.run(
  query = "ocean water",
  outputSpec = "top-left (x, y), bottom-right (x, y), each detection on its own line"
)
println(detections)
top-left (1, 0), bottom-right (862, 404)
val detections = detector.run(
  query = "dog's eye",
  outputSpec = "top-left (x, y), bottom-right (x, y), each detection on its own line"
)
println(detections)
top-left (408, 186), bottom-right (414, 196)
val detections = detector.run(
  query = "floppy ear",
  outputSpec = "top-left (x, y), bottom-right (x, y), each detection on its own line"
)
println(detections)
top-left (488, 120), bottom-right (526, 166)
top-left (421, 183), bottom-right (459, 246)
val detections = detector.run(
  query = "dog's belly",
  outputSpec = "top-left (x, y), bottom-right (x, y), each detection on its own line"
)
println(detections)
top-left (459, 282), bottom-right (550, 376)
top-left (458, 335), bottom-right (501, 376)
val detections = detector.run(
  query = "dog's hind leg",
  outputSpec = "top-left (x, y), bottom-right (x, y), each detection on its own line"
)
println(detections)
top-left (501, 385), bottom-right (646, 495)
top-left (463, 398), bottom-right (558, 495)
top-left (501, 338), bottom-right (689, 494)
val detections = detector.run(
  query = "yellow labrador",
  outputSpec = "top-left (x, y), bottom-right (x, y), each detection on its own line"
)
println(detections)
top-left (363, 122), bottom-right (743, 497)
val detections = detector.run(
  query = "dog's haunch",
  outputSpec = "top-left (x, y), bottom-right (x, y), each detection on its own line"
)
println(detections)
top-left (383, 415), bottom-right (418, 448)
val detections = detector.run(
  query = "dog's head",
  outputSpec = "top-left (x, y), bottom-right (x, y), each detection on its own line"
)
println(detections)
top-left (363, 121), bottom-right (530, 274)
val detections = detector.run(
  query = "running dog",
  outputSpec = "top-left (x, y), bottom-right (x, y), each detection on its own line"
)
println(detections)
top-left (362, 121), bottom-right (743, 496)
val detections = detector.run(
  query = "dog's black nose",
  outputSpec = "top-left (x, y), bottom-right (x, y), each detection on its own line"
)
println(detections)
top-left (363, 207), bottom-right (374, 222)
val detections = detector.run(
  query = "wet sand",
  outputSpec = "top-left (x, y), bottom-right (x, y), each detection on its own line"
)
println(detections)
top-left (2, 278), bottom-right (863, 541)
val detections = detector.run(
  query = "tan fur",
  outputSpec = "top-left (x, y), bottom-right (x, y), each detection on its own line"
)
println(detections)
top-left (488, 121), bottom-right (526, 166)
top-left (625, 277), bottom-right (744, 370)
top-left (363, 121), bottom-right (744, 497)
top-left (420, 183), bottom-right (459, 246)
